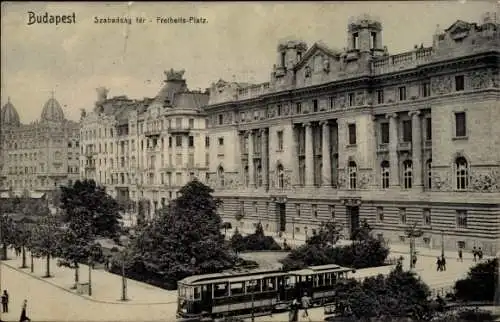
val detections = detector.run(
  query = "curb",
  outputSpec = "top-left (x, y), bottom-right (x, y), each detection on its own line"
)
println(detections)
top-left (1, 261), bottom-right (176, 306)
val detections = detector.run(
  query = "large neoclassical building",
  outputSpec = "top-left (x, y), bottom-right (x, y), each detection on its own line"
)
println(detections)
top-left (204, 13), bottom-right (500, 254)
top-left (0, 94), bottom-right (81, 197)
top-left (80, 69), bottom-right (209, 220)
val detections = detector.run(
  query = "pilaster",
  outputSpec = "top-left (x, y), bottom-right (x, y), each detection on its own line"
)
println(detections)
top-left (260, 128), bottom-right (269, 189)
top-left (248, 130), bottom-right (256, 188)
top-left (386, 113), bottom-right (400, 188)
top-left (305, 122), bottom-right (314, 186)
top-left (321, 121), bottom-right (332, 186)
top-left (409, 110), bottom-right (423, 188)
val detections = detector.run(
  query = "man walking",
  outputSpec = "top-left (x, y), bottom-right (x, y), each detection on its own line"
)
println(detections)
top-left (472, 246), bottom-right (477, 262)
top-left (436, 256), bottom-right (442, 271)
top-left (457, 248), bottom-right (463, 262)
top-left (441, 256), bottom-right (447, 271)
top-left (1, 290), bottom-right (8, 313)
top-left (301, 292), bottom-right (312, 322)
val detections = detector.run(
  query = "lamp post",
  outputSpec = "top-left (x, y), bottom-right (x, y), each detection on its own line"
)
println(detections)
top-left (88, 256), bottom-right (92, 296)
top-left (30, 252), bottom-right (34, 273)
top-left (304, 226), bottom-right (308, 242)
top-left (441, 230), bottom-right (445, 258)
top-left (120, 235), bottom-right (130, 301)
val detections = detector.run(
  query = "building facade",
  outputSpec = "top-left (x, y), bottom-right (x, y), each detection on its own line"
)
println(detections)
top-left (205, 14), bottom-right (500, 254)
top-left (80, 69), bottom-right (210, 221)
top-left (0, 94), bottom-right (80, 197)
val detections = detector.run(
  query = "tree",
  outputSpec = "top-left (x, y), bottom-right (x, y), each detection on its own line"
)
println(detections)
top-left (454, 258), bottom-right (498, 302)
top-left (221, 222), bottom-right (232, 236)
top-left (0, 214), bottom-right (16, 260)
top-left (59, 179), bottom-right (122, 239)
top-left (30, 215), bottom-right (60, 277)
top-left (125, 180), bottom-right (236, 289)
top-left (306, 221), bottom-right (343, 246)
top-left (12, 222), bottom-right (31, 268)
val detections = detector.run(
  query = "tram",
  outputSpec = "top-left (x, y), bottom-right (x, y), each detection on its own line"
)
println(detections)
top-left (176, 264), bottom-right (355, 321)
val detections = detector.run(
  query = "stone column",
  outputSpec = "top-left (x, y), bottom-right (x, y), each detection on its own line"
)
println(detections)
top-left (291, 125), bottom-right (300, 186)
top-left (248, 130), bottom-right (256, 187)
top-left (409, 111), bottom-right (423, 188)
top-left (260, 128), bottom-right (269, 189)
top-left (305, 122), bottom-right (314, 186)
top-left (386, 113), bottom-right (400, 187)
top-left (321, 121), bottom-right (332, 186)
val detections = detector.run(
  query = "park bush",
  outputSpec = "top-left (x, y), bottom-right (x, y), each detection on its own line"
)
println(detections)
top-left (230, 223), bottom-right (282, 252)
top-left (281, 221), bottom-right (389, 270)
top-left (454, 257), bottom-right (498, 302)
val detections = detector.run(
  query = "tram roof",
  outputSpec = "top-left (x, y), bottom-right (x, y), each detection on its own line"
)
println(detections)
top-left (291, 265), bottom-right (354, 276)
top-left (179, 268), bottom-right (287, 286)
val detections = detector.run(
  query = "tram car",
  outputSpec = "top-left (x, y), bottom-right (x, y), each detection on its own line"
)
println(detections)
top-left (176, 264), bottom-right (355, 321)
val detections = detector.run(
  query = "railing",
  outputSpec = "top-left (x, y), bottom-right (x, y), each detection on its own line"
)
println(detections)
top-left (377, 143), bottom-right (389, 153)
top-left (168, 126), bottom-right (191, 133)
top-left (237, 83), bottom-right (270, 100)
top-left (424, 140), bottom-right (432, 149)
top-left (372, 47), bottom-right (433, 75)
top-left (398, 142), bottom-right (412, 151)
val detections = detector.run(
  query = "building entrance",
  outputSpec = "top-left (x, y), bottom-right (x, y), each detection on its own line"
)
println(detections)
top-left (276, 203), bottom-right (286, 232)
top-left (347, 206), bottom-right (360, 239)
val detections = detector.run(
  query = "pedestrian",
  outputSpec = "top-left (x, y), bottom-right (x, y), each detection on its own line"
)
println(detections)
top-left (436, 256), bottom-right (442, 271)
top-left (478, 248), bottom-right (483, 260)
top-left (457, 248), bottom-right (463, 262)
top-left (1, 290), bottom-right (8, 313)
top-left (441, 256), bottom-right (447, 271)
top-left (289, 298), bottom-right (299, 322)
top-left (19, 299), bottom-right (30, 322)
top-left (412, 254), bottom-right (417, 267)
top-left (301, 291), bottom-right (312, 322)
top-left (472, 246), bottom-right (477, 262)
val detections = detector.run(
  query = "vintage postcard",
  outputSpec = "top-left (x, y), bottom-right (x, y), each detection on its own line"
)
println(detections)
top-left (1, 1), bottom-right (499, 322)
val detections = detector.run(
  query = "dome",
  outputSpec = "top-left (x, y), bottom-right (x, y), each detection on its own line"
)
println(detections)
top-left (1, 97), bottom-right (20, 126)
top-left (41, 95), bottom-right (65, 122)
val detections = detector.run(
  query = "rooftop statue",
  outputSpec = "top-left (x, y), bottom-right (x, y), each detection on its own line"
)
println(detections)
top-left (165, 68), bottom-right (185, 81)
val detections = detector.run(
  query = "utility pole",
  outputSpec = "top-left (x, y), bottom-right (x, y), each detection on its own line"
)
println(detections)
top-left (405, 222), bottom-right (423, 270)
top-left (88, 256), bottom-right (92, 296)
top-left (441, 230), bottom-right (445, 258)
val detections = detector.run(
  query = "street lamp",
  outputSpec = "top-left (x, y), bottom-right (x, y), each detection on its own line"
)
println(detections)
top-left (120, 235), bottom-right (130, 301)
top-left (88, 255), bottom-right (93, 296)
top-left (441, 230), bottom-right (445, 258)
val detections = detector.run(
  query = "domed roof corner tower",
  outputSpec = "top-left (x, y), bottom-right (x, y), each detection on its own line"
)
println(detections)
top-left (40, 92), bottom-right (65, 122)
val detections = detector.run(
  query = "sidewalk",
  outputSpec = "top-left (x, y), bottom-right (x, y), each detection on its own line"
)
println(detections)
top-left (1, 248), bottom-right (177, 305)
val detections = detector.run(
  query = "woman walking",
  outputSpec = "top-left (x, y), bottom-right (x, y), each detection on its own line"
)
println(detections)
top-left (19, 299), bottom-right (30, 322)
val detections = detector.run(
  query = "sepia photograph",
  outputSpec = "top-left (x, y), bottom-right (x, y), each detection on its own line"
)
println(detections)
top-left (1, 1), bottom-right (499, 321)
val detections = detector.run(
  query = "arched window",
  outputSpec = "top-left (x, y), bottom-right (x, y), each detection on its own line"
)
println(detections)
top-left (426, 159), bottom-right (432, 190)
top-left (403, 160), bottom-right (413, 189)
top-left (244, 165), bottom-right (249, 187)
top-left (381, 160), bottom-right (390, 189)
top-left (277, 164), bottom-right (284, 189)
top-left (217, 166), bottom-right (225, 187)
top-left (348, 161), bottom-right (357, 190)
top-left (455, 157), bottom-right (469, 191)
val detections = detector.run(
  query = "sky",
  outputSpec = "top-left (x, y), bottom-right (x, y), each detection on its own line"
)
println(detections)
top-left (1, 1), bottom-right (497, 123)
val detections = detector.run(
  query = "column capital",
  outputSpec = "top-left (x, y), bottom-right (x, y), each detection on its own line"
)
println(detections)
top-left (304, 122), bottom-right (313, 128)
top-left (385, 113), bottom-right (398, 120)
top-left (409, 110), bottom-right (421, 118)
top-left (259, 128), bottom-right (268, 136)
top-left (320, 120), bottom-right (330, 127)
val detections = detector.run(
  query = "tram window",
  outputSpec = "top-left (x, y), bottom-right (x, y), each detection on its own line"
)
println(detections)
top-left (194, 287), bottom-right (201, 300)
top-left (179, 286), bottom-right (187, 298)
top-left (264, 278), bottom-right (276, 291)
top-left (214, 283), bottom-right (229, 298)
top-left (246, 280), bottom-right (261, 293)
top-left (230, 282), bottom-right (244, 295)
top-left (332, 273), bottom-right (337, 284)
top-left (187, 287), bottom-right (194, 299)
top-left (285, 276), bottom-right (296, 289)
top-left (317, 274), bottom-right (324, 287)
top-left (325, 273), bottom-right (331, 286)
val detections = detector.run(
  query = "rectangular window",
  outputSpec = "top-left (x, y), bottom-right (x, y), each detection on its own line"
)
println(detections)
top-left (168, 136), bottom-right (172, 148)
top-left (188, 118), bottom-right (194, 129)
top-left (348, 93), bottom-right (355, 107)
top-left (377, 207), bottom-right (384, 222)
top-left (402, 120), bottom-right (412, 142)
top-left (277, 131), bottom-right (284, 151)
top-left (218, 114), bottom-right (223, 125)
top-left (253, 201), bottom-right (258, 216)
top-left (175, 154), bottom-right (182, 166)
top-left (176, 172), bottom-right (182, 186)
top-left (423, 208), bottom-right (431, 226)
top-left (456, 210), bottom-right (467, 228)
top-left (377, 90), bottom-right (384, 104)
top-left (399, 208), bottom-right (407, 224)
top-left (205, 153), bottom-right (209, 166)
top-left (296, 102), bottom-right (302, 114)
top-left (188, 153), bottom-right (194, 168)
top-left (176, 118), bottom-right (182, 128)
top-left (329, 97), bottom-right (334, 109)
top-left (205, 136), bottom-right (210, 147)
top-left (455, 112), bottom-right (466, 137)
top-left (353, 32), bottom-right (359, 49)
top-left (295, 204), bottom-right (301, 217)
top-left (425, 118), bottom-right (432, 140)
top-left (422, 82), bottom-right (431, 97)
top-left (277, 104), bottom-right (282, 116)
top-left (329, 205), bottom-right (335, 220)
top-left (188, 136), bottom-right (194, 147)
top-left (370, 32), bottom-right (377, 49)
top-left (312, 99), bottom-right (318, 112)
top-left (381, 123), bottom-right (390, 144)
top-left (311, 204), bottom-right (318, 218)
top-left (176, 136), bottom-right (182, 147)
top-left (398, 86), bottom-right (407, 101)
top-left (348, 124), bottom-right (357, 145)
top-left (218, 137), bottom-right (224, 146)
top-left (455, 75), bottom-right (465, 91)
